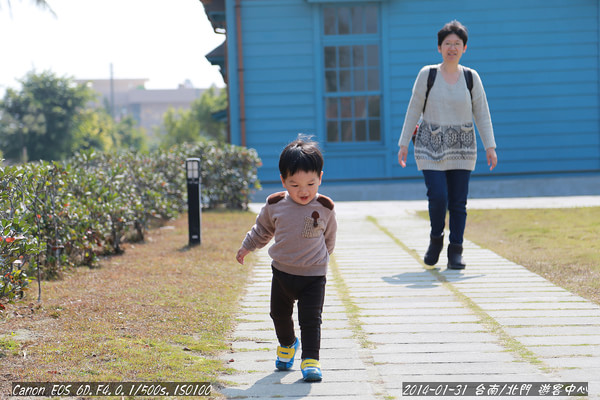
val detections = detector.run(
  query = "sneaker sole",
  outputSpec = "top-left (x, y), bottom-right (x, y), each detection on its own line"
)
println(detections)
top-left (303, 373), bottom-right (322, 382)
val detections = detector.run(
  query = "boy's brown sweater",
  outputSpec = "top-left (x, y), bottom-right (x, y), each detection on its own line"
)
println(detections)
top-left (241, 191), bottom-right (337, 277)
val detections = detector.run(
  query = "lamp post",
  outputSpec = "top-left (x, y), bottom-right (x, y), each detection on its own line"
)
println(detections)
top-left (186, 158), bottom-right (201, 246)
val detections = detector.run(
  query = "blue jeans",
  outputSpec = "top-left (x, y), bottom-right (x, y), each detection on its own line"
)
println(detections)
top-left (422, 170), bottom-right (471, 245)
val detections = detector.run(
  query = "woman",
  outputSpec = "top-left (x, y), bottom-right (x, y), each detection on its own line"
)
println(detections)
top-left (397, 20), bottom-right (497, 269)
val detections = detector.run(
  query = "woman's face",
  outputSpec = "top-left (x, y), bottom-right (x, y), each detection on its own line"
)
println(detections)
top-left (438, 33), bottom-right (467, 64)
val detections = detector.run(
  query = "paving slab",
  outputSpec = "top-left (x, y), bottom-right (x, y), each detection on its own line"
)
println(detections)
top-left (217, 198), bottom-right (600, 399)
top-left (362, 323), bottom-right (483, 334)
top-left (531, 345), bottom-right (600, 357)
top-left (370, 342), bottom-right (507, 354)
top-left (489, 309), bottom-right (600, 317)
top-left (477, 299), bottom-right (594, 306)
top-left (360, 315), bottom-right (479, 324)
top-left (504, 326), bottom-right (600, 336)
top-left (372, 351), bottom-right (517, 364)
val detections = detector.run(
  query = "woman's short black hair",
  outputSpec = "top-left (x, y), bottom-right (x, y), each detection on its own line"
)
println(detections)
top-left (279, 136), bottom-right (324, 179)
top-left (438, 20), bottom-right (468, 46)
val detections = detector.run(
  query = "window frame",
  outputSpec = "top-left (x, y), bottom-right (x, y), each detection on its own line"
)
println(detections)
top-left (319, 3), bottom-right (384, 148)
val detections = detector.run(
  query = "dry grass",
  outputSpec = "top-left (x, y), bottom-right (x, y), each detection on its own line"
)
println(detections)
top-left (0, 211), bottom-right (257, 396)
top-left (461, 207), bottom-right (600, 304)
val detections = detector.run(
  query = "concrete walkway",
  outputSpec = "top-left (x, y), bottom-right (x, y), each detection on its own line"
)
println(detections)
top-left (219, 197), bottom-right (600, 399)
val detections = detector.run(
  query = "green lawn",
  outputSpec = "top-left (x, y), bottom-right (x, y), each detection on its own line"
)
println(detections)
top-left (462, 207), bottom-right (600, 304)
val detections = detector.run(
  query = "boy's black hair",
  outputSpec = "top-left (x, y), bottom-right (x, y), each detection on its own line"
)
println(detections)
top-left (279, 137), bottom-right (324, 179)
top-left (438, 20), bottom-right (468, 46)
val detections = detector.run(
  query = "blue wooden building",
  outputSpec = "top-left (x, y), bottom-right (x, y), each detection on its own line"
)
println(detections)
top-left (201, 0), bottom-right (600, 190)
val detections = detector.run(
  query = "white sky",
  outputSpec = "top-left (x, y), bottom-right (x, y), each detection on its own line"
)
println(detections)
top-left (0, 0), bottom-right (226, 96)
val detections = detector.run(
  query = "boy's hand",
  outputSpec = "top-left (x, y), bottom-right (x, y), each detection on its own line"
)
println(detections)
top-left (236, 247), bottom-right (250, 265)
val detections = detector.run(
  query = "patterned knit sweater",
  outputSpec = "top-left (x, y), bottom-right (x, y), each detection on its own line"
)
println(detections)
top-left (241, 191), bottom-right (337, 277)
top-left (398, 64), bottom-right (496, 171)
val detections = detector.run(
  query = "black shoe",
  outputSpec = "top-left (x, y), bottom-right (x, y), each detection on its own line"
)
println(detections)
top-left (447, 243), bottom-right (466, 270)
top-left (424, 233), bottom-right (444, 266)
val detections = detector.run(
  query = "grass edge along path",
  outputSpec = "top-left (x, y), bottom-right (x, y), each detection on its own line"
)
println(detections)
top-left (0, 211), bottom-right (257, 399)
top-left (329, 256), bottom-right (374, 350)
top-left (329, 255), bottom-right (393, 400)
top-left (366, 216), bottom-right (553, 375)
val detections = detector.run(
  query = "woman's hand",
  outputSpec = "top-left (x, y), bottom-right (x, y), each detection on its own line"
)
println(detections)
top-left (398, 146), bottom-right (409, 168)
top-left (486, 147), bottom-right (498, 171)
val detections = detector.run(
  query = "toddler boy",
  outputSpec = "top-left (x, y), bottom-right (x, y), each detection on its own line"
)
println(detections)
top-left (236, 137), bottom-right (337, 382)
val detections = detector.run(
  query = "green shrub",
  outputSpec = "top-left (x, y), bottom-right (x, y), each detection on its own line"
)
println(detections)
top-left (0, 141), bottom-right (261, 304)
top-left (0, 164), bottom-right (44, 300)
top-left (177, 142), bottom-right (262, 209)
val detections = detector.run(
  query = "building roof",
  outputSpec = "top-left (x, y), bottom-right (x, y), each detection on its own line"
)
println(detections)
top-left (199, 0), bottom-right (225, 32)
top-left (206, 40), bottom-right (225, 60)
top-left (206, 41), bottom-right (227, 81)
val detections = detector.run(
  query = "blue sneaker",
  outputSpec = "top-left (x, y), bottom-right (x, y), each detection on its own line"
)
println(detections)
top-left (301, 358), bottom-right (322, 382)
top-left (275, 337), bottom-right (299, 371)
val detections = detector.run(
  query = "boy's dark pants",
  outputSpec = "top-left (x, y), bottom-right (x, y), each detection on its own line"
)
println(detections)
top-left (270, 266), bottom-right (326, 360)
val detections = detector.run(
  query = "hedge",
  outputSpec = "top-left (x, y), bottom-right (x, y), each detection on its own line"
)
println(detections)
top-left (0, 142), bottom-right (261, 304)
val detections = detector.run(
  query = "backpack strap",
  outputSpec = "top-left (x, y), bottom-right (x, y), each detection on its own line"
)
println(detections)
top-left (412, 67), bottom-right (437, 145)
top-left (463, 67), bottom-right (473, 100)
top-left (422, 67), bottom-right (437, 113)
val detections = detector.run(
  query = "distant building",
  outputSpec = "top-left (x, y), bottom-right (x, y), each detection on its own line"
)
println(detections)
top-left (201, 0), bottom-right (600, 188)
top-left (78, 78), bottom-right (204, 142)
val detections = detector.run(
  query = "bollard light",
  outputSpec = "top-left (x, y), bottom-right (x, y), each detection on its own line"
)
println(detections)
top-left (185, 158), bottom-right (202, 246)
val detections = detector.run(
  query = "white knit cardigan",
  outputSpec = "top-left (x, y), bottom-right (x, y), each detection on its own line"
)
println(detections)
top-left (398, 64), bottom-right (496, 171)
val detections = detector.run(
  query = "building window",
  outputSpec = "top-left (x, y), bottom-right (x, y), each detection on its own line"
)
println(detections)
top-left (322, 4), bottom-right (381, 143)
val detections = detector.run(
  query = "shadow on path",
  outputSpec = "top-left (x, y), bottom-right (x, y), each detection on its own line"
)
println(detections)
top-left (382, 271), bottom-right (485, 288)
top-left (219, 369), bottom-right (314, 399)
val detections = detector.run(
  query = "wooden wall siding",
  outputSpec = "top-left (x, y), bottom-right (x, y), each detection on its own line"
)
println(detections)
top-left (239, 0), bottom-right (318, 182)
top-left (387, 0), bottom-right (600, 178)
top-left (231, 0), bottom-right (600, 184)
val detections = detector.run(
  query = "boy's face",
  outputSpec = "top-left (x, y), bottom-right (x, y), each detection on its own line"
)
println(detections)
top-left (280, 170), bottom-right (323, 206)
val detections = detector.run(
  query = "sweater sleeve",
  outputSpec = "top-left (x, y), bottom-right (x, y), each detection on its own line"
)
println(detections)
top-left (241, 203), bottom-right (275, 252)
top-left (398, 66), bottom-right (430, 147)
top-left (324, 209), bottom-right (337, 255)
top-left (470, 69), bottom-right (496, 150)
